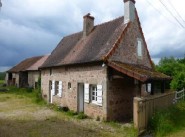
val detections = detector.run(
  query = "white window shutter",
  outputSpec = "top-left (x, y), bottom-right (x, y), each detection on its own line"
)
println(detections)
top-left (52, 80), bottom-right (55, 96)
top-left (58, 81), bottom-right (63, 97)
top-left (97, 85), bottom-right (103, 106)
top-left (84, 83), bottom-right (90, 103)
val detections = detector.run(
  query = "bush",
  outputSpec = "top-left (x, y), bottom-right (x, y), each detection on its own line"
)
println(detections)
top-left (149, 101), bottom-right (185, 136)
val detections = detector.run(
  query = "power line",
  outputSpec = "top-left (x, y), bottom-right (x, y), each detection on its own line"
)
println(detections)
top-left (145, 0), bottom-right (177, 26)
top-left (168, 0), bottom-right (185, 24)
top-left (158, 0), bottom-right (185, 28)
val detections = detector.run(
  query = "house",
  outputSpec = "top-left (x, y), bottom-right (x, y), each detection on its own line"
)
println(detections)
top-left (6, 55), bottom-right (49, 88)
top-left (40, 0), bottom-right (171, 121)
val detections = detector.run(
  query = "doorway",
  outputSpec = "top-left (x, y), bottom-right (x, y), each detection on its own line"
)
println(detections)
top-left (78, 83), bottom-right (84, 113)
top-left (49, 81), bottom-right (52, 103)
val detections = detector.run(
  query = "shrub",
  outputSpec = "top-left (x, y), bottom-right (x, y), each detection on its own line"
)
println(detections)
top-left (76, 112), bottom-right (88, 119)
top-left (149, 101), bottom-right (185, 136)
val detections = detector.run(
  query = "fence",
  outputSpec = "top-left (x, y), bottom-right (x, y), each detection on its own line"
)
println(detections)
top-left (175, 89), bottom-right (185, 102)
top-left (133, 92), bottom-right (175, 134)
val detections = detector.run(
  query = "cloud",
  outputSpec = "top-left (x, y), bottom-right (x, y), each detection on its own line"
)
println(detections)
top-left (0, 0), bottom-right (185, 72)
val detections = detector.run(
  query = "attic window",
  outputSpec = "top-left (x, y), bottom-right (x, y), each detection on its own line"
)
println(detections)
top-left (137, 38), bottom-right (143, 58)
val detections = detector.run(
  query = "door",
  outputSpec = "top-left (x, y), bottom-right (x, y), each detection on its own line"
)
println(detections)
top-left (78, 83), bottom-right (84, 113)
top-left (49, 81), bottom-right (52, 103)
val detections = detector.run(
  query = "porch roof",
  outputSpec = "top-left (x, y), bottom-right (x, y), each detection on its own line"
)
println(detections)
top-left (108, 61), bottom-right (172, 82)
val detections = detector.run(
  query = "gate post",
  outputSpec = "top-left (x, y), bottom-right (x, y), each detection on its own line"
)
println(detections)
top-left (133, 97), bottom-right (146, 134)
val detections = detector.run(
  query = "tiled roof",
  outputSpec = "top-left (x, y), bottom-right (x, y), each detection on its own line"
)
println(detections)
top-left (7, 56), bottom-right (43, 73)
top-left (41, 16), bottom-right (128, 68)
top-left (108, 61), bottom-right (172, 82)
top-left (26, 55), bottom-right (49, 71)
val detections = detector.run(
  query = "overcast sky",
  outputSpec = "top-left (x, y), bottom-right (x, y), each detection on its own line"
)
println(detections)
top-left (0, 0), bottom-right (185, 72)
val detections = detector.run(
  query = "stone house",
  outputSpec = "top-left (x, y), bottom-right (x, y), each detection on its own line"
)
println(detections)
top-left (6, 55), bottom-right (48, 88)
top-left (40, 0), bottom-right (171, 121)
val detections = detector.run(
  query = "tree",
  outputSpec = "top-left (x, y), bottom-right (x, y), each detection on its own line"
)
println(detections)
top-left (156, 57), bottom-right (185, 90)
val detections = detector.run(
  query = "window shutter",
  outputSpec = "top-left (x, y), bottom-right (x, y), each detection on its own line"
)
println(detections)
top-left (58, 81), bottom-right (63, 97)
top-left (52, 80), bottom-right (55, 96)
top-left (84, 83), bottom-right (89, 103)
top-left (97, 85), bottom-right (103, 106)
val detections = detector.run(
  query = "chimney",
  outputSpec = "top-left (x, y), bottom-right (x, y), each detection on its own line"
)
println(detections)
top-left (124, 0), bottom-right (136, 24)
top-left (0, 0), bottom-right (2, 8)
top-left (83, 13), bottom-right (94, 37)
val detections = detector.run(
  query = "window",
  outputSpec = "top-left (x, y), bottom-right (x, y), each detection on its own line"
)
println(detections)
top-left (55, 81), bottom-right (59, 95)
top-left (84, 84), bottom-right (103, 106)
top-left (68, 82), bottom-right (71, 90)
top-left (50, 68), bottom-right (52, 75)
top-left (145, 83), bottom-right (152, 93)
top-left (137, 39), bottom-right (143, 57)
top-left (91, 85), bottom-right (98, 103)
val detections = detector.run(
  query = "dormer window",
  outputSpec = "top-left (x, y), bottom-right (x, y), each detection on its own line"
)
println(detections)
top-left (137, 38), bottom-right (143, 58)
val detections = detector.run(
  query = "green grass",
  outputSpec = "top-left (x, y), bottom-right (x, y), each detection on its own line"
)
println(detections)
top-left (0, 80), bottom-right (5, 84)
top-left (149, 100), bottom-right (185, 137)
top-left (0, 86), bottom-right (137, 137)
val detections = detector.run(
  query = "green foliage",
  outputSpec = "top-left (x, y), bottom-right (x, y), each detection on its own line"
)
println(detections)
top-left (156, 56), bottom-right (185, 90)
top-left (0, 72), bottom-right (5, 80)
top-left (149, 101), bottom-right (185, 137)
top-left (76, 112), bottom-right (88, 119)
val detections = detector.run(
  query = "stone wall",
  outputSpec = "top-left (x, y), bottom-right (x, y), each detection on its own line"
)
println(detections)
top-left (28, 71), bottom-right (40, 88)
top-left (41, 64), bottom-right (108, 120)
top-left (107, 71), bottom-right (139, 122)
top-left (110, 18), bottom-right (152, 69)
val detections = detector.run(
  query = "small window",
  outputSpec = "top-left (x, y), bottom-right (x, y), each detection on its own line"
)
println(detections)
top-left (68, 82), bottom-right (71, 90)
top-left (137, 39), bottom-right (143, 57)
top-left (50, 68), bottom-right (52, 75)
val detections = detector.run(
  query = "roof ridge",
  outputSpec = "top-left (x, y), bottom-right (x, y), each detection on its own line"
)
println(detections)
top-left (62, 16), bottom-right (124, 39)
top-left (95, 16), bottom-right (124, 27)
top-left (63, 31), bottom-right (82, 39)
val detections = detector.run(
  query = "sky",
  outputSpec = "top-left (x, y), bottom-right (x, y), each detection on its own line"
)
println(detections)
top-left (0, 0), bottom-right (185, 72)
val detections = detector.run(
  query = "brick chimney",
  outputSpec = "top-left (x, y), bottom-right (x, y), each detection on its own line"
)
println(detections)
top-left (83, 13), bottom-right (94, 37)
top-left (124, 0), bottom-right (136, 24)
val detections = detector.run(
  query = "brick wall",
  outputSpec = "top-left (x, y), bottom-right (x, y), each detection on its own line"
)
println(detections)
top-left (41, 64), bottom-right (108, 120)
top-left (110, 18), bottom-right (152, 69)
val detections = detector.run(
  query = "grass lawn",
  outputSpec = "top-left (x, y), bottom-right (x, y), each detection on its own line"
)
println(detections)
top-left (0, 87), bottom-right (137, 137)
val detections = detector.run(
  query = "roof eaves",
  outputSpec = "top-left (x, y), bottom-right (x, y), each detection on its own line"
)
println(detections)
top-left (108, 61), bottom-right (147, 82)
